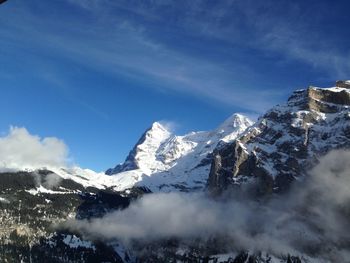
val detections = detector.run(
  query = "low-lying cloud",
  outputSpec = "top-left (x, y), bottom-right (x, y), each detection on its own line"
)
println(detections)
top-left (0, 127), bottom-right (69, 171)
top-left (32, 171), bottom-right (63, 190)
top-left (64, 150), bottom-right (350, 261)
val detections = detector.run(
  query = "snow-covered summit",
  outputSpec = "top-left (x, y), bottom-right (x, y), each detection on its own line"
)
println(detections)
top-left (0, 114), bottom-right (253, 194)
top-left (106, 122), bottom-right (171, 175)
top-left (107, 113), bottom-right (253, 192)
top-left (216, 113), bottom-right (254, 142)
top-left (150, 121), bottom-right (170, 131)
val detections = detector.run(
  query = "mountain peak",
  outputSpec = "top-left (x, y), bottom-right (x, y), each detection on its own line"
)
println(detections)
top-left (106, 121), bottom-right (172, 175)
top-left (106, 113), bottom-right (253, 191)
top-left (217, 113), bottom-right (253, 132)
top-left (284, 82), bottom-right (350, 114)
top-left (145, 121), bottom-right (172, 141)
top-left (227, 113), bottom-right (252, 125)
top-left (149, 121), bottom-right (170, 133)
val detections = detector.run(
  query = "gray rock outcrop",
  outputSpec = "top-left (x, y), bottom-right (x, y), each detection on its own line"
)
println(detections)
top-left (208, 82), bottom-right (350, 195)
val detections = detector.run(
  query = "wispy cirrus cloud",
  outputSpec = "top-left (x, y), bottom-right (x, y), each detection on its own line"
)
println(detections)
top-left (1, 0), bottom-right (348, 116)
top-left (86, 0), bottom-right (349, 79)
top-left (0, 0), bottom-right (284, 114)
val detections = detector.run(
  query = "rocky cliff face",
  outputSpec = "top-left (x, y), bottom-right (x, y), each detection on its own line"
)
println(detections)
top-left (208, 82), bottom-right (350, 194)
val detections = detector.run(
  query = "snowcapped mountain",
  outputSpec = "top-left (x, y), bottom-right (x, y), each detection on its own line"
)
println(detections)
top-left (0, 113), bottom-right (252, 195)
top-left (2, 82), bottom-right (350, 262)
top-left (208, 80), bottom-right (350, 194)
top-left (106, 114), bottom-right (253, 192)
top-left (106, 122), bottom-right (172, 175)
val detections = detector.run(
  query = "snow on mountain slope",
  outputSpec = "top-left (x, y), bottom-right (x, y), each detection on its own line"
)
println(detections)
top-left (6, 166), bottom-right (117, 192)
top-left (107, 114), bottom-right (253, 192)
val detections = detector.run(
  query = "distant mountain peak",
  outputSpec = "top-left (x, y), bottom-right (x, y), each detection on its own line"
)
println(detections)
top-left (143, 121), bottom-right (171, 141)
top-left (217, 113), bottom-right (253, 131)
top-left (151, 121), bottom-right (168, 129)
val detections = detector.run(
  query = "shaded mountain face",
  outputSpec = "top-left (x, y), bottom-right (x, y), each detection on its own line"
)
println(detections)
top-left (208, 81), bottom-right (350, 194)
top-left (106, 114), bottom-right (253, 192)
top-left (0, 170), bottom-right (134, 262)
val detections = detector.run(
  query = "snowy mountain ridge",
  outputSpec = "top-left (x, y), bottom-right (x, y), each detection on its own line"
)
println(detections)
top-left (106, 113), bottom-right (253, 192)
top-left (1, 113), bottom-right (253, 194)
top-left (6, 81), bottom-right (350, 195)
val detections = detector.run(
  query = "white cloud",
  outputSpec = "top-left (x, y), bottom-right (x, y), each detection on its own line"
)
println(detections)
top-left (0, 127), bottom-right (69, 171)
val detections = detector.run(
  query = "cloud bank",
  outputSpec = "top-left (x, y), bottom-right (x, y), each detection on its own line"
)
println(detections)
top-left (0, 127), bottom-right (69, 171)
top-left (64, 150), bottom-right (350, 261)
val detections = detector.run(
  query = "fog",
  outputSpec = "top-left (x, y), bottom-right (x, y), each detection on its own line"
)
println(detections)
top-left (32, 172), bottom-right (63, 189)
top-left (64, 150), bottom-right (350, 261)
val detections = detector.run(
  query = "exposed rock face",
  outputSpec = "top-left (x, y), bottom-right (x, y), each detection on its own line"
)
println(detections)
top-left (208, 83), bottom-right (350, 194)
top-left (335, 80), bottom-right (350, 89)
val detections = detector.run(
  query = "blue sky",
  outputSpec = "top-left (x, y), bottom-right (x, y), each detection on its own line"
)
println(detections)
top-left (0, 0), bottom-right (349, 171)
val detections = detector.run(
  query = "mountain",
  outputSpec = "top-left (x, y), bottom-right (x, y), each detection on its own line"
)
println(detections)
top-left (1, 81), bottom-right (350, 262)
top-left (106, 114), bottom-right (253, 192)
top-left (0, 113), bottom-right (255, 262)
top-left (208, 80), bottom-right (350, 194)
